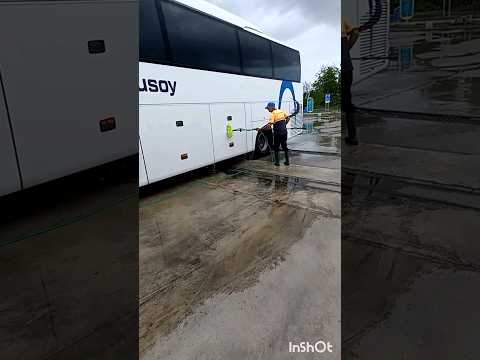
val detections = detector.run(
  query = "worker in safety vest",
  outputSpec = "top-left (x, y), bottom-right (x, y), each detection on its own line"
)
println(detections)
top-left (260, 102), bottom-right (290, 166)
top-left (342, 17), bottom-right (359, 145)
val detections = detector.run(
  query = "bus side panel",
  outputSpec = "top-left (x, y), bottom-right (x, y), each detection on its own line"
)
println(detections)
top-left (0, 80), bottom-right (21, 196)
top-left (209, 104), bottom-right (248, 163)
top-left (139, 139), bottom-right (149, 187)
top-left (244, 103), bottom-right (256, 152)
top-left (0, 1), bottom-right (138, 189)
top-left (250, 102), bottom-right (270, 133)
top-left (140, 104), bottom-right (214, 183)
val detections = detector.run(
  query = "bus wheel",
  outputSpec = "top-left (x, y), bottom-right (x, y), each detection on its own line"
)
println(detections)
top-left (255, 132), bottom-right (270, 157)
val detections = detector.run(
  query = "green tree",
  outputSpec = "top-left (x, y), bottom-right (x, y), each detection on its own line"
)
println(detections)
top-left (309, 65), bottom-right (341, 110)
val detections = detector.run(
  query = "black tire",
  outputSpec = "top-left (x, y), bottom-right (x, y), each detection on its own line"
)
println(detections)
top-left (254, 131), bottom-right (272, 158)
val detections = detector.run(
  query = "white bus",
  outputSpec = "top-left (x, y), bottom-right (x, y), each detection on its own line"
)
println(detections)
top-left (0, 0), bottom-right (138, 197)
top-left (344, 0), bottom-right (390, 83)
top-left (139, 0), bottom-right (303, 186)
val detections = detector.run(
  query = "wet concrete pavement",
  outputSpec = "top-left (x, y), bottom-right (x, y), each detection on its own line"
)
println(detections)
top-left (343, 170), bottom-right (480, 358)
top-left (140, 140), bottom-right (340, 359)
top-left (289, 113), bottom-right (341, 156)
top-left (289, 134), bottom-right (340, 155)
top-left (353, 27), bottom-right (480, 117)
top-left (0, 159), bottom-right (138, 360)
top-left (343, 24), bottom-right (480, 359)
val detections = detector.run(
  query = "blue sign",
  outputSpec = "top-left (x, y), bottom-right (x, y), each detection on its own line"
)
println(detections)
top-left (400, 47), bottom-right (413, 69)
top-left (325, 93), bottom-right (331, 104)
top-left (391, 7), bottom-right (401, 22)
top-left (400, 0), bottom-right (414, 19)
top-left (306, 97), bottom-right (314, 112)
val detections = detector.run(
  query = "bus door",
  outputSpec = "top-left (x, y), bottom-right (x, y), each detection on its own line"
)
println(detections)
top-left (209, 104), bottom-right (248, 162)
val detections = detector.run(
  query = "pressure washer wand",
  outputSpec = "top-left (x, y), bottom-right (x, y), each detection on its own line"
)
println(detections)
top-left (234, 127), bottom-right (307, 132)
top-left (233, 128), bottom-right (258, 132)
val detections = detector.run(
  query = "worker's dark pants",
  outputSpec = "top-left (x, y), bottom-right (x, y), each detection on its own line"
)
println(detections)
top-left (341, 70), bottom-right (357, 140)
top-left (273, 133), bottom-right (288, 153)
top-left (265, 130), bottom-right (274, 150)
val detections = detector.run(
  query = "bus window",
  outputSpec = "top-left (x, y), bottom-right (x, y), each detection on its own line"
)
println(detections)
top-left (271, 42), bottom-right (301, 82)
top-left (239, 30), bottom-right (273, 78)
top-left (140, 0), bottom-right (167, 63)
top-left (161, 1), bottom-right (241, 74)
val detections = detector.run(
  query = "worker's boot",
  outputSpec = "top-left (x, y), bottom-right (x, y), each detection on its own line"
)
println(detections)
top-left (274, 151), bottom-right (280, 166)
top-left (284, 151), bottom-right (290, 166)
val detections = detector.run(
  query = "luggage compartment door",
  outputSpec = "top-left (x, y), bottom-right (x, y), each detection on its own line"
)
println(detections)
top-left (0, 1), bottom-right (138, 189)
top-left (139, 104), bottom-right (214, 183)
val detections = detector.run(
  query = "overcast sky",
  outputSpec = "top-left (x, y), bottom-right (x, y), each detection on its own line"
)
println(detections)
top-left (208, 0), bottom-right (340, 84)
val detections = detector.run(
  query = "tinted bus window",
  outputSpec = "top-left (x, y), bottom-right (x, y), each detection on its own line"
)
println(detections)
top-left (239, 30), bottom-right (273, 78)
top-left (161, 1), bottom-right (241, 74)
top-left (140, 0), bottom-right (167, 63)
top-left (272, 42), bottom-right (301, 82)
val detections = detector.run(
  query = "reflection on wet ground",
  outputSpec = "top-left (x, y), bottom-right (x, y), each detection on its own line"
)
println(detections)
top-left (353, 28), bottom-right (480, 116)
top-left (342, 163), bottom-right (480, 358)
top-left (290, 134), bottom-right (341, 155)
top-left (354, 114), bottom-right (480, 154)
top-left (140, 145), bottom-right (340, 359)
top-left (344, 22), bottom-right (480, 359)
top-left (259, 151), bottom-right (340, 169)
top-left (290, 115), bottom-right (341, 155)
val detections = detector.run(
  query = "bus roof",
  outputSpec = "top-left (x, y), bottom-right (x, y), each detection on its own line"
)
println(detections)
top-left (173, 0), bottom-right (296, 50)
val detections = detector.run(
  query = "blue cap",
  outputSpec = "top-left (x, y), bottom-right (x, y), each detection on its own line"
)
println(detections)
top-left (265, 102), bottom-right (276, 109)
